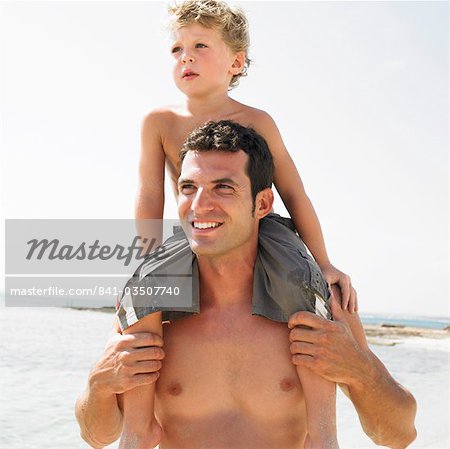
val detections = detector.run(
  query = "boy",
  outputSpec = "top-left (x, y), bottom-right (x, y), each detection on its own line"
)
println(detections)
top-left (118, 1), bottom-right (356, 448)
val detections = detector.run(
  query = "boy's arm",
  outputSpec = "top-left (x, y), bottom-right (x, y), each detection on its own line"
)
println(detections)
top-left (136, 110), bottom-right (166, 221)
top-left (135, 110), bottom-right (167, 252)
top-left (253, 112), bottom-right (356, 309)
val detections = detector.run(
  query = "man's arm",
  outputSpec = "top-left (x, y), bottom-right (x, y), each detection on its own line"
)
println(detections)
top-left (288, 287), bottom-right (417, 448)
top-left (75, 377), bottom-right (123, 448)
top-left (75, 328), bottom-right (164, 447)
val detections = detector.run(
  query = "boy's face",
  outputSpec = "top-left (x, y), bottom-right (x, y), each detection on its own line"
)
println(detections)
top-left (170, 23), bottom-right (243, 97)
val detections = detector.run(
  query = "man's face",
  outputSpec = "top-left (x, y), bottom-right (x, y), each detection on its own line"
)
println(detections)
top-left (177, 150), bottom-right (259, 259)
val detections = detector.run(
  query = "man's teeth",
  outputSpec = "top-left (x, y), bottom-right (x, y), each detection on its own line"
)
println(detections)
top-left (193, 222), bottom-right (221, 229)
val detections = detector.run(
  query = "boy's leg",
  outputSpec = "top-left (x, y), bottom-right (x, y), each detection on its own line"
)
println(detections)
top-left (296, 364), bottom-right (339, 449)
top-left (118, 312), bottom-right (163, 449)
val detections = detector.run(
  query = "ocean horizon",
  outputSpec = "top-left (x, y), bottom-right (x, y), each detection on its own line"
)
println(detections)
top-left (1, 291), bottom-right (449, 330)
top-left (360, 313), bottom-right (450, 330)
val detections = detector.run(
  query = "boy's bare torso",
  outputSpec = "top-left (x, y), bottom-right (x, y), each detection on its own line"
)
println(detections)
top-left (155, 300), bottom-right (307, 449)
top-left (156, 99), bottom-right (266, 195)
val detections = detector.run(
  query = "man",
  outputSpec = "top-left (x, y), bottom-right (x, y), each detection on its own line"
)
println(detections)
top-left (76, 121), bottom-right (416, 449)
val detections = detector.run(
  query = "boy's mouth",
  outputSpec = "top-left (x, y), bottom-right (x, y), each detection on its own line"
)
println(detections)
top-left (182, 70), bottom-right (199, 80)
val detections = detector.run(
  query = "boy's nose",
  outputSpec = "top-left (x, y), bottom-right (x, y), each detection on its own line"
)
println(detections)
top-left (181, 53), bottom-right (195, 64)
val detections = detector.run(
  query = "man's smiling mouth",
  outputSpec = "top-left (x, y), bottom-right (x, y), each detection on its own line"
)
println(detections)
top-left (191, 221), bottom-right (223, 229)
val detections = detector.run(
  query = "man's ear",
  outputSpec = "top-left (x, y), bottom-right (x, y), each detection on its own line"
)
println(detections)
top-left (230, 52), bottom-right (245, 75)
top-left (255, 188), bottom-right (274, 219)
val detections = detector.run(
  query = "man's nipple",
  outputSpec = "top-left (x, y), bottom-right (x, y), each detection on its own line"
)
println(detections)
top-left (279, 377), bottom-right (296, 392)
top-left (167, 382), bottom-right (183, 396)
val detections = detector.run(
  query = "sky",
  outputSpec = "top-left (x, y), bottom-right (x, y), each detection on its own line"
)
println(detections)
top-left (1, 1), bottom-right (448, 317)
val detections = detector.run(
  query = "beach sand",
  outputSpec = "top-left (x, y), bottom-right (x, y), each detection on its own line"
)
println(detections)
top-left (0, 307), bottom-right (448, 449)
top-left (364, 323), bottom-right (449, 343)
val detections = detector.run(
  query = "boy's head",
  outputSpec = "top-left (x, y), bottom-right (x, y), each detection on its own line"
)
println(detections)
top-left (168, 0), bottom-right (250, 89)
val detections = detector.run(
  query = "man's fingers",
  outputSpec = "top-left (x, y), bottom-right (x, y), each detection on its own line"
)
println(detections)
top-left (129, 346), bottom-right (165, 362)
top-left (291, 353), bottom-right (315, 367)
top-left (115, 360), bottom-right (162, 392)
top-left (124, 332), bottom-right (164, 349)
top-left (290, 341), bottom-right (315, 356)
top-left (131, 360), bottom-right (162, 375)
top-left (289, 326), bottom-right (318, 343)
top-left (288, 311), bottom-right (325, 329)
top-left (132, 372), bottom-right (160, 387)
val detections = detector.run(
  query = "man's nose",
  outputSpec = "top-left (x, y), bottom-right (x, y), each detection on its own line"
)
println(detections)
top-left (191, 188), bottom-right (214, 213)
top-left (181, 52), bottom-right (195, 64)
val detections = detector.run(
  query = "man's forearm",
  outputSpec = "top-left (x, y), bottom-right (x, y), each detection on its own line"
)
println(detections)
top-left (75, 380), bottom-right (123, 448)
top-left (345, 350), bottom-right (417, 448)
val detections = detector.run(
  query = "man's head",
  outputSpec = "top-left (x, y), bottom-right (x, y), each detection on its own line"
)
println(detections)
top-left (180, 120), bottom-right (274, 206)
top-left (177, 121), bottom-right (274, 258)
top-left (168, 0), bottom-right (250, 89)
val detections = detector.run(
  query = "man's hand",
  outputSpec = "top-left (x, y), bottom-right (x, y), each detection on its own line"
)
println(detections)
top-left (287, 293), bottom-right (368, 385)
top-left (89, 327), bottom-right (165, 397)
top-left (75, 324), bottom-right (165, 448)
top-left (289, 289), bottom-right (417, 447)
top-left (320, 262), bottom-right (358, 312)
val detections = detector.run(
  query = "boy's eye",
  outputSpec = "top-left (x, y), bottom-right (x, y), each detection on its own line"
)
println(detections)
top-left (171, 46), bottom-right (182, 54)
top-left (195, 43), bottom-right (207, 48)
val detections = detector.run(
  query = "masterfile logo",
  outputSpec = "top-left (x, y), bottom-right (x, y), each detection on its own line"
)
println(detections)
top-left (5, 219), bottom-right (193, 308)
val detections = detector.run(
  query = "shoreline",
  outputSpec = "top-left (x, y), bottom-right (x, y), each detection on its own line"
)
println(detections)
top-left (69, 306), bottom-right (450, 345)
top-left (364, 323), bottom-right (449, 346)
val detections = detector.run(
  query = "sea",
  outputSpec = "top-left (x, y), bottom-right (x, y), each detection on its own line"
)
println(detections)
top-left (0, 307), bottom-right (448, 449)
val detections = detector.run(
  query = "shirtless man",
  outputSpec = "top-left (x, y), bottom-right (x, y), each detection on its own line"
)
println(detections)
top-left (76, 121), bottom-right (417, 449)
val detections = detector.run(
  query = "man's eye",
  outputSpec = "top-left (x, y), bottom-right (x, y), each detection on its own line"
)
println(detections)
top-left (216, 184), bottom-right (233, 191)
top-left (171, 46), bottom-right (182, 54)
top-left (180, 184), bottom-right (195, 192)
top-left (195, 43), bottom-right (207, 48)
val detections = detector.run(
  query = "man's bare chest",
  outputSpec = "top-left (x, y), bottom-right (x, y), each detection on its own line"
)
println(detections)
top-left (155, 312), bottom-right (303, 421)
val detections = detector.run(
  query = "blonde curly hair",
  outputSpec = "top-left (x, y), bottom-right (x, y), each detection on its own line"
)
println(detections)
top-left (168, 0), bottom-right (250, 89)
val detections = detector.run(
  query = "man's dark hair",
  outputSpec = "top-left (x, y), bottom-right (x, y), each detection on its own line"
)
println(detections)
top-left (180, 120), bottom-right (274, 203)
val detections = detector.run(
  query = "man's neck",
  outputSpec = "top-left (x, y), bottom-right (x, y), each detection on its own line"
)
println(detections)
top-left (197, 250), bottom-right (256, 308)
top-left (185, 91), bottom-right (235, 119)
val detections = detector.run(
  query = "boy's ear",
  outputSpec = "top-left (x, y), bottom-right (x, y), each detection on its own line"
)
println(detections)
top-left (230, 52), bottom-right (245, 75)
top-left (255, 188), bottom-right (274, 219)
